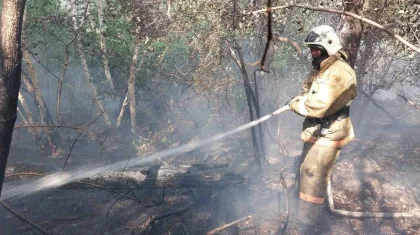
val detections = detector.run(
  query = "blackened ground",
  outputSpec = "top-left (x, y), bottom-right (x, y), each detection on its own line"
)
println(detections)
top-left (1, 99), bottom-right (419, 235)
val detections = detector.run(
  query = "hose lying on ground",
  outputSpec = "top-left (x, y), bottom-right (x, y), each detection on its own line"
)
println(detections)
top-left (327, 179), bottom-right (420, 219)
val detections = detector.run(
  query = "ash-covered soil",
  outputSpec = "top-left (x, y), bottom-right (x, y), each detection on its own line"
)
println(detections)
top-left (1, 100), bottom-right (419, 235)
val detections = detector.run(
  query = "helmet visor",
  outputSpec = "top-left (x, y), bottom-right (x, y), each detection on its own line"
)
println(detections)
top-left (305, 31), bottom-right (319, 43)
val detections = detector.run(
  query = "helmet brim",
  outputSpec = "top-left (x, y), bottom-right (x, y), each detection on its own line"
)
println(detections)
top-left (304, 42), bottom-right (342, 56)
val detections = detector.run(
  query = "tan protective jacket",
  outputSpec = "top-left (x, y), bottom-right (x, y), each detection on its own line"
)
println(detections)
top-left (289, 53), bottom-right (357, 148)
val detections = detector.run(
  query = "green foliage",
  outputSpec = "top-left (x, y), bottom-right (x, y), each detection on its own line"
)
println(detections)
top-left (26, 0), bottom-right (57, 18)
top-left (103, 16), bottom-right (133, 56)
top-left (25, 0), bottom-right (74, 67)
top-left (163, 37), bottom-right (190, 64)
top-left (21, 0), bottom-right (419, 127)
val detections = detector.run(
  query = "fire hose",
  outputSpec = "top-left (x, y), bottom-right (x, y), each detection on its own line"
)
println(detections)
top-left (327, 179), bottom-right (420, 219)
top-left (3, 104), bottom-right (419, 220)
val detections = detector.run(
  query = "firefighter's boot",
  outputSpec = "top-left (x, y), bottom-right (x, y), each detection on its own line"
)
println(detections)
top-left (298, 200), bottom-right (326, 225)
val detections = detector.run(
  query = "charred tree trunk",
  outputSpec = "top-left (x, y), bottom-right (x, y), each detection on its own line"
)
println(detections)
top-left (338, 1), bottom-right (396, 124)
top-left (355, 30), bottom-right (374, 91)
top-left (97, 0), bottom-right (114, 90)
top-left (354, 31), bottom-right (373, 123)
top-left (61, 164), bottom-right (245, 189)
top-left (231, 0), bottom-right (265, 166)
top-left (252, 70), bottom-right (265, 162)
top-left (234, 41), bottom-right (265, 166)
top-left (0, 0), bottom-right (26, 196)
top-left (127, 45), bottom-right (140, 134)
top-left (356, 32), bottom-right (376, 125)
top-left (69, 0), bottom-right (112, 128)
top-left (338, 0), bottom-right (364, 68)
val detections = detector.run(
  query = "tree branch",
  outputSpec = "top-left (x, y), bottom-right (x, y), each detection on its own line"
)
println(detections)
top-left (6, 172), bottom-right (45, 177)
top-left (359, 89), bottom-right (397, 122)
top-left (14, 124), bottom-right (83, 131)
top-left (398, 94), bottom-right (420, 111)
top-left (145, 188), bottom-right (198, 233)
top-left (259, 0), bottom-right (273, 71)
top-left (253, 4), bottom-right (420, 53)
top-left (62, 132), bottom-right (83, 170)
top-left (206, 215), bottom-right (253, 235)
top-left (273, 33), bottom-right (302, 56)
top-left (279, 174), bottom-right (289, 235)
top-left (0, 200), bottom-right (51, 235)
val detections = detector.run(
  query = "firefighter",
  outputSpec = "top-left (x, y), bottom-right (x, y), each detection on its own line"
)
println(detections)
top-left (288, 25), bottom-right (357, 226)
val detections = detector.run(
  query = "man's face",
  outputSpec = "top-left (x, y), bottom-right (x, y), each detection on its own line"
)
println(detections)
top-left (310, 47), bottom-right (322, 58)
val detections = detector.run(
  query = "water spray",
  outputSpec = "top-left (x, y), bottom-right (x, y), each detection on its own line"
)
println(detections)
top-left (1, 106), bottom-right (291, 200)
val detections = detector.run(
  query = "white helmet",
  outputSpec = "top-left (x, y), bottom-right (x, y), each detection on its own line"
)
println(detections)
top-left (304, 25), bottom-right (342, 56)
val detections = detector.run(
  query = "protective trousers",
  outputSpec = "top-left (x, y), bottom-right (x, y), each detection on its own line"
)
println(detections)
top-left (296, 143), bottom-right (341, 224)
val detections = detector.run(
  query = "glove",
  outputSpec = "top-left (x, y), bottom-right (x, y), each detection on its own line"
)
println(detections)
top-left (289, 95), bottom-right (309, 117)
top-left (288, 96), bottom-right (302, 110)
top-left (286, 96), bottom-right (300, 107)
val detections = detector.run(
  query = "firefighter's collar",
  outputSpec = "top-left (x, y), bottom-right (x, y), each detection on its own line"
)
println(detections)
top-left (318, 53), bottom-right (341, 73)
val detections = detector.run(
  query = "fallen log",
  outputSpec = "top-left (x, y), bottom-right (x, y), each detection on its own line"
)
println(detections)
top-left (5, 161), bottom-right (62, 175)
top-left (60, 164), bottom-right (245, 189)
top-left (6, 162), bottom-right (229, 175)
